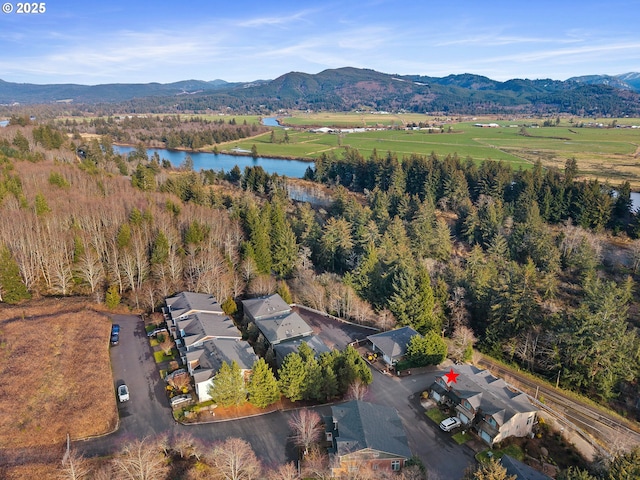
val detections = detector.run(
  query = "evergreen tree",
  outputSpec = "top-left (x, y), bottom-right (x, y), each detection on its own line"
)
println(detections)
top-left (607, 446), bottom-right (640, 480)
top-left (278, 352), bottom-right (307, 402)
top-left (406, 330), bottom-right (448, 366)
top-left (270, 199), bottom-right (298, 278)
top-left (34, 193), bottom-right (50, 216)
top-left (560, 278), bottom-right (638, 400)
top-left (0, 245), bottom-right (30, 303)
top-left (247, 358), bottom-right (280, 408)
top-left (105, 284), bottom-right (121, 309)
top-left (209, 361), bottom-right (246, 407)
top-left (387, 266), bottom-right (438, 333)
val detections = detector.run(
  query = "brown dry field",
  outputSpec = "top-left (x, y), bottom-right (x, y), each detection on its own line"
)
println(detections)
top-left (3, 463), bottom-right (61, 480)
top-left (0, 298), bottom-right (118, 449)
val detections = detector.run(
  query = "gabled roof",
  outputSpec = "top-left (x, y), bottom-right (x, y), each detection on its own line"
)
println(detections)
top-left (329, 400), bottom-right (411, 459)
top-left (242, 294), bottom-right (291, 321)
top-left (273, 335), bottom-right (331, 367)
top-left (436, 365), bottom-right (536, 426)
top-left (178, 312), bottom-right (241, 348)
top-left (188, 338), bottom-right (258, 384)
top-left (501, 455), bottom-right (552, 480)
top-left (367, 326), bottom-right (419, 361)
top-left (254, 310), bottom-right (313, 345)
top-left (166, 291), bottom-right (223, 318)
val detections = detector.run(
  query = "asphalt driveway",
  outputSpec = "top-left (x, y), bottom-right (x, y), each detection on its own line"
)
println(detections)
top-left (367, 368), bottom-right (477, 480)
top-left (79, 313), bottom-right (476, 479)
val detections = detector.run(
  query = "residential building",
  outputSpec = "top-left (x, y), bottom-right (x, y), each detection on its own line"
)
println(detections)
top-left (186, 337), bottom-right (258, 402)
top-left (164, 291), bottom-right (256, 403)
top-left (366, 326), bottom-right (419, 367)
top-left (325, 400), bottom-right (412, 475)
top-left (429, 365), bottom-right (537, 446)
top-left (242, 294), bottom-right (315, 347)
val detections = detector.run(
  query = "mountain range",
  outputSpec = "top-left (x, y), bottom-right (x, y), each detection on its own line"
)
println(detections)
top-left (2, 68), bottom-right (640, 116)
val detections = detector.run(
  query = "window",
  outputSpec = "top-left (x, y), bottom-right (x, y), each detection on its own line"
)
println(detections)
top-left (391, 460), bottom-right (401, 471)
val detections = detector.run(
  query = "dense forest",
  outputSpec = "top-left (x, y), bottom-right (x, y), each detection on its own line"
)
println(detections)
top-left (0, 118), bottom-right (639, 416)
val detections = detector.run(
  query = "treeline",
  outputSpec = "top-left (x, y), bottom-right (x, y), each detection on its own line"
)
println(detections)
top-left (1, 123), bottom-right (639, 406)
top-left (208, 344), bottom-right (372, 411)
top-left (47, 435), bottom-right (640, 480)
top-left (60, 114), bottom-right (268, 149)
top-left (295, 148), bottom-right (640, 403)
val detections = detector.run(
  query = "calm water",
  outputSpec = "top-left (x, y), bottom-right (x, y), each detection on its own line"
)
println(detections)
top-left (0, 120), bottom-right (9, 127)
top-left (261, 117), bottom-right (281, 127)
top-left (112, 145), bottom-right (313, 178)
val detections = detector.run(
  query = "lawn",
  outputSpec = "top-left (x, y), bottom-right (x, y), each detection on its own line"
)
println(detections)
top-left (425, 408), bottom-right (449, 424)
top-left (0, 298), bottom-right (117, 448)
top-left (227, 115), bottom-right (640, 186)
top-left (154, 349), bottom-right (176, 363)
top-left (476, 443), bottom-right (525, 463)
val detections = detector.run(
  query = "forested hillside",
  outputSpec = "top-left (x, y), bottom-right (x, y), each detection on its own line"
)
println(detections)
top-left (0, 119), bottom-right (639, 415)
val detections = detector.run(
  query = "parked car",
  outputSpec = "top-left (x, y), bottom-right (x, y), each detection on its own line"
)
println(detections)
top-left (110, 332), bottom-right (119, 345)
top-left (147, 327), bottom-right (168, 338)
top-left (165, 368), bottom-right (186, 383)
top-left (170, 394), bottom-right (192, 407)
top-left (439, 416), bottom-right (462, 432)
top-left (111, 324), bottom-right (120, 335)
top-left (118, 384), bottom-right (130, 402)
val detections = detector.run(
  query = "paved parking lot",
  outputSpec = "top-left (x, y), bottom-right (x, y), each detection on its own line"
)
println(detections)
top-left (294, 306), bottom-right (378, 349)
top-left (80, 312), bottom-right (477, 479)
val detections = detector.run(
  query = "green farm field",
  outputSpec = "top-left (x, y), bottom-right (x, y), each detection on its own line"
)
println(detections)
top-left (219, 118), bottom-right (640, 185)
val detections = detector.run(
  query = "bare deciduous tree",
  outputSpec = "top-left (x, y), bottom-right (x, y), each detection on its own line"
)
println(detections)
top-left (449, 325), bottom-right (477, 364)
top-left (266, 462), bottom-right (300, 480)
top-left (209, 437), bottom-right (261, 480)
top-left (112, 437), bottom-right (169, 480)
top-left (346, 379), bottom-right (369, 401)
top-left (59, 449), bottom-right (92, 480)
top-left (300, 446), bottom-right (331, 480)
top-left (288, 408), bottom-right (323, 456)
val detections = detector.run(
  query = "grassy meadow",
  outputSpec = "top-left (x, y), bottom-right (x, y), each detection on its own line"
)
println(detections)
top-left (215, 115), bottom-right (640, 186)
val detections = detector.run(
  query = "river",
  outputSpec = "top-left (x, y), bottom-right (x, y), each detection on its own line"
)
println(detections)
top-left (112, 145), bottom-right (313, 178)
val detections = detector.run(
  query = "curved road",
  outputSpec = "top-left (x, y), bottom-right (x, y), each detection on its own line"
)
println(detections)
top-left (75, 313), bottom-right (476, 479)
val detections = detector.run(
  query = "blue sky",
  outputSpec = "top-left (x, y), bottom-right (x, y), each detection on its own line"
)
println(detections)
top-left (1, 0), bottom-right (639, 85)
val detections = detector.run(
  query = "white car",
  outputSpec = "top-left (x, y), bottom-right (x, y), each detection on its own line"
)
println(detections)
top-left (118, 384), bottom-right (130, 402)
top-left (170, 394), bottom-right (192, 407)
top-left (439, 416), bottom-right (462, 432)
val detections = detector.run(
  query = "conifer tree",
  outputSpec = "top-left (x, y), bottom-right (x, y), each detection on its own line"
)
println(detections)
top-left (278, 353), bottom-right (307, 402)
top-left (209, 361), bottom-right (246, 407)
top-left (0, 245), bottom-right (30, 304)
top-left (247, 358), bottom-right (280, 408)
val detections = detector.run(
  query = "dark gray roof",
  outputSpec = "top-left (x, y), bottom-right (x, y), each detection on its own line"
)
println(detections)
top-left (242, 294), bottom-right (291, 321)
top-left (166, 291), bottom-right (223, 318)
top-left (501, 455), bottom-right (552, 480)
top-left (178, 312), bottom-right (241, 348)
top-left (439, 365), bottom-right (536, 425)
top-left (187, 337), bottom-right (258, 384)
top-left (330, 400), bottom-right (412, 459)
top-left (367, 326), bottom-right (419, 361)
top-left (255, 310), bottom-right (312, 345)
top-left (273, 335), bottom-right (332, 367)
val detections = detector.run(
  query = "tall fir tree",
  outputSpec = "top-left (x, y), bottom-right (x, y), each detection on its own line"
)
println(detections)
top-left (0, 245), bottom-right (30, 303)
top-left (247, 358), bottom-right (280, 408)
top-left (209, 361), bottom-right (246, 407)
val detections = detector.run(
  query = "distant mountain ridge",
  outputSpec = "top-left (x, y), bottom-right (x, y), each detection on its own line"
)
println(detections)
top-left (567, 72), bottom-right (640, 91)
top-left (2, 67), bottom-right (640, 116)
